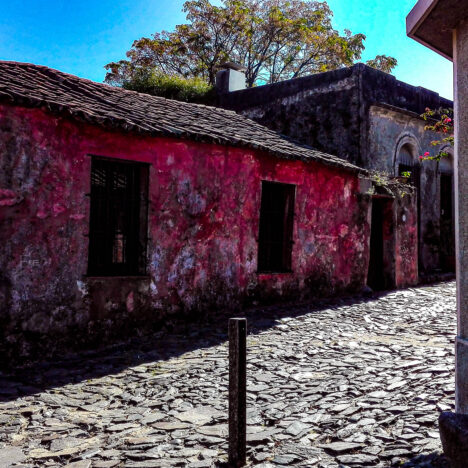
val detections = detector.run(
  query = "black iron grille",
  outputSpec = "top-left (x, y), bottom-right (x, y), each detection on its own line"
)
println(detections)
top-left (88, 157), bottom-right (148, 276)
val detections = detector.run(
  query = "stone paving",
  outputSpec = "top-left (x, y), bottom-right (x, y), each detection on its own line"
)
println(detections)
top-left (0, 281), bottom-right (456, 468)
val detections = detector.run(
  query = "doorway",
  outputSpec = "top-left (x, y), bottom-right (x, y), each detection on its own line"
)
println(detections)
top-left (367, 198), bottom-right (394, 291)
top-left (440, 173), bottom-right (455, 272)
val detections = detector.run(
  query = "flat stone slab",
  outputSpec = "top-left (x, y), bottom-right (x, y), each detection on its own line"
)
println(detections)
top-left (0, 447), bottom-right (26, 468)
top-left (174, 406), bottom-right (222, 425)
top-left (152, 422), bottom-right (191, 431)
top-left (337, 453), bottom-right (379, 465)
top-left (319, 442), bottom-right (363, 454)
top-left (198, 424), bottom-right (228, 437)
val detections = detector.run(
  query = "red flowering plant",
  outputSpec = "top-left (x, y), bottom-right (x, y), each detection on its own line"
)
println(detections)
top-left (419, 107), bottom-right (454, 161)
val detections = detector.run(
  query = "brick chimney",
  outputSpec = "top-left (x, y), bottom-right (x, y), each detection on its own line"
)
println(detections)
top-left (216, 62), bottom-right (246, 93)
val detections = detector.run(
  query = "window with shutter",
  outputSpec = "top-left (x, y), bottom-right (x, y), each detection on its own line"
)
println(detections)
top-left (88, 156), bottom-right (149, 276)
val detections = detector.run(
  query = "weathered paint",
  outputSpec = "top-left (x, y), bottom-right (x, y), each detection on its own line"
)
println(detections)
top-left (0, 103), bottom-right (417, 361)
top-left (395, 193), bottom-right (419, 287)
top-left (220, 64), bottom-right (453, 278)
top-left (368, 105), bottom-right (453, 275)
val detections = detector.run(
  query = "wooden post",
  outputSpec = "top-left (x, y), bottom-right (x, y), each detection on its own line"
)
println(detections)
top-left (228, 318), bottom-right (247, 467)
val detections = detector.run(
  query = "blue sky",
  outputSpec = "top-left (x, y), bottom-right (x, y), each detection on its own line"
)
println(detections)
top-left (0, 0), bottom-right (453, 99)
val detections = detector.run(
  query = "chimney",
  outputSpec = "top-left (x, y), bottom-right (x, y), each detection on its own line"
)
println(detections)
top-left (216, 62), bottom-right (246, 93)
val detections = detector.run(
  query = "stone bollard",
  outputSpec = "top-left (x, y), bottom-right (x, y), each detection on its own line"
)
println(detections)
top-left (439, 411), bottom-right (468, 468)
top-left (228, 318), bottom-right (247, 467)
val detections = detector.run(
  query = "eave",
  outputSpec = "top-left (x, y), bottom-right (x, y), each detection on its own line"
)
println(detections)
top-left (406, 0), bottom-right (468, 61)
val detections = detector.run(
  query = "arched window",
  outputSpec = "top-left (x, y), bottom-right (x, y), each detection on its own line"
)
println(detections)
top-left (396, 144), bottom-right (416, 177)
top-left (439, 149), bottom-right (454, 175)
top-left (394, 139), bottom-right (420, 188)
top-left (394, 134), bottom-right (420, 175)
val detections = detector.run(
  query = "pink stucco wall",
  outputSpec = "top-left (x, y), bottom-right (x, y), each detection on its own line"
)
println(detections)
top-left (395, 192), bottom-right (419, 288)
top-left (0, 103), bottom-right (417, 359)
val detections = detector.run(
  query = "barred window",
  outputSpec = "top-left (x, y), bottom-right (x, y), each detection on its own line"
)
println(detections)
top-left (257, 181), bottom-right (295, 273)
top-left (88, 157), bottom-right (149, 276)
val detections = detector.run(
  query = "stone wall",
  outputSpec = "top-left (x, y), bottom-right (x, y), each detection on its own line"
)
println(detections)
top-left (220, 64), bottom-right (452, 166)
top-left (220, 67), bottom-right (362, 165)
top-left (367, 105), bottom-right (453, 274)
top-left (0, 103), bottom-right (419, 363)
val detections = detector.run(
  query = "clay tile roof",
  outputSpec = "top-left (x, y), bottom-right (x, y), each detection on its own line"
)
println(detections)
top-left (0, 61), bottom-right (364, 173)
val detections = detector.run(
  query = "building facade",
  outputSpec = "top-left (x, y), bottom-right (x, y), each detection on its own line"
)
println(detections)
top-left (0, 62), bottom-right (417, 361)
top-left (219, 64), bottom-right (454, 277)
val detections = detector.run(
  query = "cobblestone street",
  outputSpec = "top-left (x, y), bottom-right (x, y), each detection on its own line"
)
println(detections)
top-left (0, 281), bottom-right (456, 467)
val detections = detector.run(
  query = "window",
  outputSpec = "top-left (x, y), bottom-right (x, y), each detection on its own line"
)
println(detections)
top-left (398, 162), bottom-right (420, 187)
top-left (441, 173), bottom-right (453, 221)
top-left (257, 181), bottom-right (295, 273)
top-left (88, 157), bottom-right (149, 276)
top-left (397, 144), bottom-right (419, 185)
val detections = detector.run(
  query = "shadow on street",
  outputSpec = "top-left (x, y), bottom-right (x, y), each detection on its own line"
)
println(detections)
top-left (0, 289), bottom-right (387, 402)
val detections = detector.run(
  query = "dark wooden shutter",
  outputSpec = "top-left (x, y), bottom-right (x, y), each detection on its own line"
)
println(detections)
top-left (257, 181), bottom-right (295, 272)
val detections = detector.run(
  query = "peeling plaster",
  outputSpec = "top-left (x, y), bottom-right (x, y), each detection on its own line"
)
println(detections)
top-left (0, 102), bottom-right (418, 362)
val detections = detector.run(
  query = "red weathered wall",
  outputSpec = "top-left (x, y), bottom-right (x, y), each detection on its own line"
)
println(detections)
top-left (0, 103), bottom-right (415, 359)
top-left (395, 192), bottom-right (419, 288)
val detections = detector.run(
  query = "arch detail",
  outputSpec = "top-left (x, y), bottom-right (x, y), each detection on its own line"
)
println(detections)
top-left (439, 145), bottom-right (454, 174)
top-left (393, 133), bottom-right (421, 176)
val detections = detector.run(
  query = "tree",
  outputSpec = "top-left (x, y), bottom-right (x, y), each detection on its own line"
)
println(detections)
top-left (105, 0), bottom-right (397, 91)
top-left (365, 55), bottom-right (398, 74)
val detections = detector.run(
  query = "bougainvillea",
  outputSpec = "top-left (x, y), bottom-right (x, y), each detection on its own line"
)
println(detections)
top-left (419, 107), bottom-right (454, 161)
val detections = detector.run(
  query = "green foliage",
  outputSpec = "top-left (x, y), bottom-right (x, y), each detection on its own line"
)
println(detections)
top-left (420, 107), bottom-right (454, 162)
top-left (371, 172), bottom-right (387, 186)
top-left (365, 55), bottom-right (398, 74)
top-left (368, 171), bottom-right (413, 199)
top-left (121, 69), bottom-right (215, 104)
top-left (105, 0), bottom-right (398, 92)
top-left (400, 171), bottom-right (411, 179)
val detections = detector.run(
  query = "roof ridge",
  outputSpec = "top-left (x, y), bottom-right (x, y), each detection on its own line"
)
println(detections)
top-left (0, 60), bottom-right (245, 117)
top-left (0, 60), bottom-right (365, 174)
